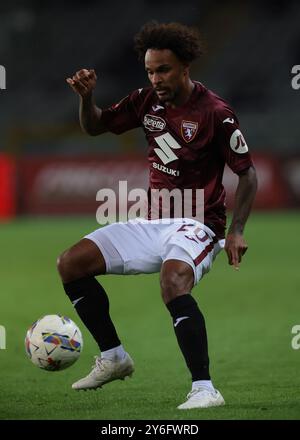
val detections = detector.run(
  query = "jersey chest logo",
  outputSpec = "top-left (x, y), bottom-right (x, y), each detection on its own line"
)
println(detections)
top-left (154, 132), bottom-right (181, 165)
top-left (143, 114), bottom-right (166, 132)
top-left (181, 120), bottom-right (198, 143)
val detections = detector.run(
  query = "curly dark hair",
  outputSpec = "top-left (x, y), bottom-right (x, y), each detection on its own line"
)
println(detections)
top-left (134, 21), bottom-right (204, 64)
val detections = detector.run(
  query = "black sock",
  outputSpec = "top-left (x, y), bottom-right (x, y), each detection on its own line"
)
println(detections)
top-left (166, 295), bottom-right (210, 381)
top-left (63, 276), bottom-right (121, 352)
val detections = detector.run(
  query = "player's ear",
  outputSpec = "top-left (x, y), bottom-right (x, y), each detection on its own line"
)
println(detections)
top-left (183, 63), bottom-right (190, 76)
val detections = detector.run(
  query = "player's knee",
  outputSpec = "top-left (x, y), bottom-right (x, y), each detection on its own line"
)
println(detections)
top-left (56, 249), bottom-right (74, 281)
top-left (160, 266), bottom-right (194, 304)
top-left (57, 239), bottom-right (106, 283)
top-left (57, 248), bottom-right (86, 283)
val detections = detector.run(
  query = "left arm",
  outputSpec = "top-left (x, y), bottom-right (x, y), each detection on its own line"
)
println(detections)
top-left (225, 165), bottom-right (258, 269)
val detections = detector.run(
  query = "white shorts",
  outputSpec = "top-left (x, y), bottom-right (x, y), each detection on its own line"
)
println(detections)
top-left (84, 218), bottom-right (225, 285)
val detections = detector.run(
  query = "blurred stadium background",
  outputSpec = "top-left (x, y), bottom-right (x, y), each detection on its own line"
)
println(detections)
top-left (0, 0), bottom-right (299, 420)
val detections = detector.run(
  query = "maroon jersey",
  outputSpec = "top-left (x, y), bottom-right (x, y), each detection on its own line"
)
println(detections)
top-left (100, 82), bottom-right (253, 238)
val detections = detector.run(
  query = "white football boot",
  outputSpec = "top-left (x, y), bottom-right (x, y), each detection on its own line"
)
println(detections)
top-left (72, 353), bottom-right (134, 390)
top-left (177, 387), bottom-right (225, 410)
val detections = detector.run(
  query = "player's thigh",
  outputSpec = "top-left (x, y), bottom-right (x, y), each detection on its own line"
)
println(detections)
top-left (85, 221), bottom-right (162, 275)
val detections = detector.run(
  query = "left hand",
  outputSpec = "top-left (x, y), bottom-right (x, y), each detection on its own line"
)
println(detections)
top-left (66, 69), bottom-right (97, 98)
top-left (224, 233), bottom-right (248, 270)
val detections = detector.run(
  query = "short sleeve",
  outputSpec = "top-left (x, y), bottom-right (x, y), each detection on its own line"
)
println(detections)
top-left (100, 89), bottom-right (144, 134)
top-left (214, 105), bottom-right (253, 174)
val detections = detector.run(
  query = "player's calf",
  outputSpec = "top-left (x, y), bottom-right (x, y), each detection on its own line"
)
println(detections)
top-left (161, 260), bottom-right (212, 388)
top-left (57, 238), bottom-right (122, 359)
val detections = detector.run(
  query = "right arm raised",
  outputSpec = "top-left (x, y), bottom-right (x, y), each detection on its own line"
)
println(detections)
top-left (66, 69), bottom-right (107, 136)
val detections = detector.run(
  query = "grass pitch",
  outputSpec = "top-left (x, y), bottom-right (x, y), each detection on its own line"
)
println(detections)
top-left (0, 212), bottom-right (299, 420)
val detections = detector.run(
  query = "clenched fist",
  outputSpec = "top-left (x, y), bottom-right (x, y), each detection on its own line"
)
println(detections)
top-left (66, 69), bottom-right (97, 98)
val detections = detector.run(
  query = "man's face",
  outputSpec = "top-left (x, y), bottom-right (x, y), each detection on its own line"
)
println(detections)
top-left (145, 49), bottom-right (188, 104)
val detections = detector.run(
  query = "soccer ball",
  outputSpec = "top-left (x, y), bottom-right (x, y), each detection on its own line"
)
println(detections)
top-left (25, 314), bottom-right (83, 371)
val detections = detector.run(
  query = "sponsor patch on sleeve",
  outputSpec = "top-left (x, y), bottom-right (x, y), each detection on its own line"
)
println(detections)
top-left (230, 129), bottom-right (248, 153)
